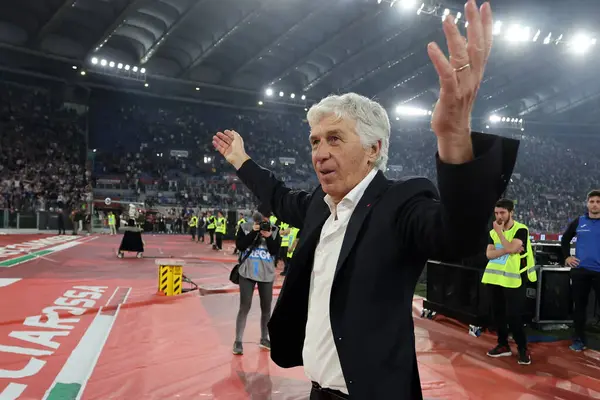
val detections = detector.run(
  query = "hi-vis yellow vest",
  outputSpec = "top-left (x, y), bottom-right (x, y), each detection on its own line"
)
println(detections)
top-left (189, 216), bottom-right (198, 227)
top-left (279, 222), bottom-right (290, 247)
top-left (108, 214), bottom-right (116, 225)
top-left (207, 216), bottom-right (215, 230)
top-left (215, 217), bottom-right (226, 234)
top-left (482, 221), bottom-right (537, 288)
top-left (286, 227), bottom-right (300, 258)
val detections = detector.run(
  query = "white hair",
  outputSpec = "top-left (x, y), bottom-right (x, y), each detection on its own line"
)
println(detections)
top-left (306, 92), bottom-right (390, 171)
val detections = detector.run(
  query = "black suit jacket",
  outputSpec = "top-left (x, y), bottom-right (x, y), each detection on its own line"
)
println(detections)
top-left (236, 132), bottom-right (519, 399)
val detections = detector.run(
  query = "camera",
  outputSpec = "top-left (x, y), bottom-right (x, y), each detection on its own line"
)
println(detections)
top-left (259, 221), bottom-right (271, 232)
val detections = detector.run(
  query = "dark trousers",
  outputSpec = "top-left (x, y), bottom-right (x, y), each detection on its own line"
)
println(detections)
top-left (57, 216), bottom-right (65, 235)
top-left (571, 267), bottom-right (600, 343)
top-left (490, 283), bottom-right (528, 350)
top-left (235, 276), bottom-right (273, 342)
top-left (215, 232), bottom-right (223, 250)
top-left (310, 383), bottom-right (348, 399)
top-left (197, 228), bottom-right (205, 242)
top-left (208, 229), bottom-right (215, 244)
top-left (190, 226), bottom-right (196, 240)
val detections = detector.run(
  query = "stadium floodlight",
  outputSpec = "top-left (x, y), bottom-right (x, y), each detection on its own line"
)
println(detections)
top-left (124, 65), bottom-right (130, 71)
top-left (396, 105), bottom-right (430, 116)
top-left (279, 91), bottom-right (284, 97)
top-left (196, 87), bottom-right (200, 91)
top-left (258, 101), bottom-right (263, 105)
top-left (80, 71), bottom-right (86, 76)
top-left (533, 30), bottom-right (541, 42)
top-left (489, 115), bottom-right (501, 123)
top-left (570, 34), bottom-right (595, 54)
top-left (455, 12), bottom-right (462, 22)
top-left (144, 83), bottom-right (149, 87)
top-left (109, 61), bottom-right (115, 68)
top-left (301, 94), bottom-right (306, 100)
top-left (442, 8), bottom-right (450, 22)
top-left (493, 21), bottom-right (502, 36)
top-left (399, 0), bottom-right (417, 10)
top-left (100, 59), bottom-right (107, 66)
top-left (543, 33), bottom-right (552, 44)
top-left (132, 66), bottom-right (139, 72)
top-left (290, 93), bottom-right (296, 99)
top-left (140, 68), bottom-right (146, 74)
top-left (117, 63), bottom-right (123, 69)
top-left (505, 25), bottom-right (531, 42)
top-left (265, 88), bottom-right (274, 96)
top-left (91, 57), bottom-right (98, 65)
top-left (377, 0), bottom-right (382, 3)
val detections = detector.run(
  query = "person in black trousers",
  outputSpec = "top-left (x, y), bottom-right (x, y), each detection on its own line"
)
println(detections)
top-left (57, 209), bottom-right (66, 235)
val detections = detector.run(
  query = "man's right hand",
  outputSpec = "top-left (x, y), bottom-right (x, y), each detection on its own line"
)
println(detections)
top-left (566, 256), bottom-right (580, 268)
top-left (212, 130), bottom-right (250, 170)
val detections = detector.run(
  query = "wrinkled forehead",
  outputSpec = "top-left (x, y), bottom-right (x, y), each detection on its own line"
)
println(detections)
top-left (308, 113), bottom-right (356, 139)
top-left (494, 207), bottom-right (510, 213)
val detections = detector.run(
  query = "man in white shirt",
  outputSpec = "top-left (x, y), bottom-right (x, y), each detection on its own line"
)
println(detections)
top-left (213, 2), bottom-right (513, 398)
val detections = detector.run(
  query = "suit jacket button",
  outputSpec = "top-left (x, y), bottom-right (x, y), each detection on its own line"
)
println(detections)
top-left (338, 337), bottom-right (342, 341)
top-left (348, 380), bottom-right (353, 384)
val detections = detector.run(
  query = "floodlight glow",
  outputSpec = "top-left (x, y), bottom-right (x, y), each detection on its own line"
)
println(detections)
top-left (125, 65), bottom-right (130, 70)
top-left (455, 12), bottom-right (462, 22)
top-left (72, 65), bottom-right (77, 70)
top-left (570, 34), bottom-right (595, 54)
top-left (505, 25), bottom-right (531, 42)
top-left (265, 88), bottom-right (274, 96)
top-left (543, 33), bottom-right (552, 44)
top-left (442, 8), bottom-right (449, 22)
top-left (140, 68), bottom-right (146, 74)
top-left (196, 87), bottom-right (200, 91)
top-left (279, 91), bottom-right (284, 97)
top-left (100, 59), bottom-right (107, 66)
top-left (109, 61), bottom-right (115, 68)
top-left (396, 106), bottom-right (429, 116)
top-left (493, 21), bottom-right (502, 36)
top-left (489, 115), bottom-right (501, 123)
top-left (290, 93), bottom-right (296, 99)
top-left (91, 57), bottom-right (98, 65)
top-left (399, 0), bottom-right (417, 10)
top-left (144, 83), bottom-right (149, 87)
top-left (117, 63), bottom-right (123, 69)
top-left (80, 71), bottom-right (86, 76)
top-left (501, 117), bottom-right (506, 122)
top-left (258, 101), bottom-right (263, 105)
top-left (132, 66), bottom-right (138, 72)
top-left (301, 95), bottom-right (306, 100)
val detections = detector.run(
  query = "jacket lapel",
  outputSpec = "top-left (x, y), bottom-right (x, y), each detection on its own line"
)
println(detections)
top-left (333, 171), bottom-right (390, 281)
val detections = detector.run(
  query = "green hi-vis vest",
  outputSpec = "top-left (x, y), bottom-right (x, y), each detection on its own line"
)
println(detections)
top-left (108, 215), bottom-right (116, 225)
top-left (279, 222), bottom-right (290, 247)
top-left (207, 216), bottom-right (216, 230)
top-left (269, 215), bottom-right (277, 225)
top-left (482, 221), bottom-right (537, 288)
top-left (286, 227), bottom-right (300, 258)
top-left (189, 216), bottom-right (198, 227)
top-left (236, 218), bottom-right (246, 233)
top-left (215, 217), bottom-right (227, 234)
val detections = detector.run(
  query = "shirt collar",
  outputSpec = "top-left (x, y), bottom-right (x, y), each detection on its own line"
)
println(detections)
top-left (324, 168), bottom-right (378, 214)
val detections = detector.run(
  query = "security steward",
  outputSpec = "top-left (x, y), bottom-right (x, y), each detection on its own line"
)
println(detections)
top-left (282, 226), bottom-right (300, 276)
top-left (214, 211), bottom-right (227, 251)
top-left (482, 198), bottom-right (536, 365)
top-left (189, 214), bottom-right (199, 241)
top-left (207, 212), bottom-right (216, 245)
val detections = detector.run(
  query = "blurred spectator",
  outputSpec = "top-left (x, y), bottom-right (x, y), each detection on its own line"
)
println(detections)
top-left (0, 82), bottom-right (89, 214)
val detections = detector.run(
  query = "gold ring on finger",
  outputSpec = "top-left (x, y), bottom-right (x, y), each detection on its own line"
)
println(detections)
top-left (454, 63), bottom-right (470, 72)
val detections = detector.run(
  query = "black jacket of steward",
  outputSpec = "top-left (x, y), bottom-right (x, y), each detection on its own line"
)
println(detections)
top-left (236, 132), bottom-right (519, 399)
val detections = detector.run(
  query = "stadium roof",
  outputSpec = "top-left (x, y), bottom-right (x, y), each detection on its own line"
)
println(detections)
top-left (1, 0), bottom-right (600, 133)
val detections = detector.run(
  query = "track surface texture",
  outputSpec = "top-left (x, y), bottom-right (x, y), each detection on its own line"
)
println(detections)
top-left (1, 234), bottom-right (599, 399)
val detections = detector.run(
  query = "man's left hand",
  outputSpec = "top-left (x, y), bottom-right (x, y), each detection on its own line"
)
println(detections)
top-left (427, 0), bottom-right (493, 163)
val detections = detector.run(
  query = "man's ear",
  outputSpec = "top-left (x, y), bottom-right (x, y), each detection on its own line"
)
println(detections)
top-left (368, 140), bottom-right (381, 163)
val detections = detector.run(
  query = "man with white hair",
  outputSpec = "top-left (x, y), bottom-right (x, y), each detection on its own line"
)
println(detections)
top-left (213, 2), bottom-right (517, 398)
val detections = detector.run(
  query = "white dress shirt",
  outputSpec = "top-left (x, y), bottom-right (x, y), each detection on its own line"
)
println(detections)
top-left (303, 168), bottom-right (378, 394)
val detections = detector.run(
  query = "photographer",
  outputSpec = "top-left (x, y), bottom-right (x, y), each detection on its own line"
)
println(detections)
top-left (233, 209), bottom-right (281, 356)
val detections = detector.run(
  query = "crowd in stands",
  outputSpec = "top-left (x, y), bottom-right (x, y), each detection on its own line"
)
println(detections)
top-left (89, 93), bottom-right (600, 233)
top-left (2, 82), bottom-right (599, 235)
top-left (0, 82), bottom-right (90, 214)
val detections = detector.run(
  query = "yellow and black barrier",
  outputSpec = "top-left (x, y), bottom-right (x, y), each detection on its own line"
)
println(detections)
top-left (156, 259), bottom-right (184, 296)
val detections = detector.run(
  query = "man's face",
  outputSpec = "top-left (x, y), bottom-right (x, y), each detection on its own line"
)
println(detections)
top-left (309, 114), bottom-right (379, 203)
top-left (494, 207), bottom-right (513, 226)
top-left (588, 196), bottom-right (600, 217)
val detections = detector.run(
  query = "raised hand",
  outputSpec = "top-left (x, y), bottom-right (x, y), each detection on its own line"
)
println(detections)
top-left (427, 0), bottom-right (493, 163)
top-left (212, 129), bottom-right (250, 170)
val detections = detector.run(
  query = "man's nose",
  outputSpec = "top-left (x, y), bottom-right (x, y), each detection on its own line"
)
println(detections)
top-left (313, 143), bottom-right (330, 162)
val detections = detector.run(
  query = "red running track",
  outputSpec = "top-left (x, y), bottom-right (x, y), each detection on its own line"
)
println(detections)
top-left (0, 234), bottom-right (599, 399)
